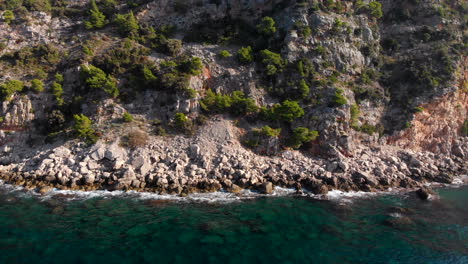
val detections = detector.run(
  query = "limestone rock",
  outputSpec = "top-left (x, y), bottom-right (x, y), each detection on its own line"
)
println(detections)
top-left (259, 182), bottom-right (273, 194)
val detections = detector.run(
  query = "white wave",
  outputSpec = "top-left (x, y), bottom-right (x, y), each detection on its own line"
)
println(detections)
top-left (323, 189), bottom-right (394, 204)
top-left (1, 178), bottom-right (466, 203)
top-left (389, 212), bottom-right (403, 218)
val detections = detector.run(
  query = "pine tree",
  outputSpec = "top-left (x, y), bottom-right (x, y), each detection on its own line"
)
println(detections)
top-left (84, 0), bottom-right (107, 30)
top-left (114, 11), bottom-right (139, 37)
top-left (3, 10), bottom-right (15, 25)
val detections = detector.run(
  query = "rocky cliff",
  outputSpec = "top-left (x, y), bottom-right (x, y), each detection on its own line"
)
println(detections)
top-left (0, 0), bottom-right (466, 195)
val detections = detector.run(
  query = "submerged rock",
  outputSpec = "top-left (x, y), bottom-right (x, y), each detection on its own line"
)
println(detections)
top-left (415, 186), bottom-right (437, 200)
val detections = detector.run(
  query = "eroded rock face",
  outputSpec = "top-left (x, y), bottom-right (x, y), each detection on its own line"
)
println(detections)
top-left (141, 0), bottom-right (291, 28)
top-left (0, 0), bottom-right (466, 196)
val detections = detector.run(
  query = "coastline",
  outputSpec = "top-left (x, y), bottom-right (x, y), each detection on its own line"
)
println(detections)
top-left (1, 172), bottom-right (466, 204)
top-left (1, 120), bottom-right (467, 199)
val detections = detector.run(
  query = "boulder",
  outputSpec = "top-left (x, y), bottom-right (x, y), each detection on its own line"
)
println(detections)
top-left (227, 184), bottom-right (242, 193)
top-left (131, 155), bottom-right (152, 176)
top-left (352, 171), bottom-right (378, 187)
top-left (337, 161), bottom-right (349, 172)
top-left (326, 162), bottom-right (338, 172)
top-left (38, 186), bottom-right (53, 194)
top-left (53, 147), bottom-right (71, 158)
top-left (415, 186), bottom-right (436, 200)
top-left (122, 166), bottom-right (136, 180)
top-left (105, 143), bottom-right (127, 161)
top-left (434, 173), bottom-right (453, 184)
top-left (84, 174), bottom-right (95, 185)
top-left (90, 143), bottom-right (106, 160)
top-left (190, 144), bottom-right (201, 159)
top-left (259, 182), bottom-right (273, 194)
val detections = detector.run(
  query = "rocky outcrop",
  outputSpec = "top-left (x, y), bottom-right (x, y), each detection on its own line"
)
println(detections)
top-left (0, 0), bottom-right (466, 196)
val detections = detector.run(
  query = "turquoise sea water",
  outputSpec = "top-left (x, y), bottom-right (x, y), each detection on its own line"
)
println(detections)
top-left (0, 185), bottom-right (466, 264)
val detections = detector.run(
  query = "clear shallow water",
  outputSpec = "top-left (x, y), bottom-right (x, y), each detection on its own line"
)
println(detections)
top-left (0, 185), bottom-right (466, 264)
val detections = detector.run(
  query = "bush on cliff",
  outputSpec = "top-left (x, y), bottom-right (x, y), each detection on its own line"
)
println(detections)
top-left (3, 10), bottom-right (15, 24)
top-left (259, 49), bottom-right (285, 76)
top-left (257, 16), bottom-right (276, 36)
top-left (80, 64), bottom-right (119, 98)
top-left (200, 90), bottom-right (259, 116)
top-left (114, 11), bottom-right (139, 37)
top-left (31, 79), bottom-right (44, 93)
top-left (237, 46), bottom-right (254, 64)
top-left (84, 0), bottom-right (107, 29)
top-left (0, 80), bottom-right (24, 101)
top-left (330, 89), bottom-right (347, 107)
top-left (174, 112), bottom-right (190, 130)
top-left (261, 100), bottom-right (304, 122)
top-left (122, 112), bottom-right (134, 123)
top-left (73, 114), bottom-right (98, 144)
top-left (288, 127), bottom-right (319, 149)
top-left (51, 81), bottom-right (64, 106)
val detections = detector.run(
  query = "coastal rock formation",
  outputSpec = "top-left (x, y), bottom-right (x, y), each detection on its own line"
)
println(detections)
top-left (0, 0), bottom-right (466, 195)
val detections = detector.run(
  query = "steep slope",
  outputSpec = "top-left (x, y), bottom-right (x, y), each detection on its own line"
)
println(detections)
top-left (0, 0), bottom-right (466, 195)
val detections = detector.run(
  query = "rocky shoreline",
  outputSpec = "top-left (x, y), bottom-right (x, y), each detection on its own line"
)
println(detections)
top-left (1, 121), bottom-right (466, 198)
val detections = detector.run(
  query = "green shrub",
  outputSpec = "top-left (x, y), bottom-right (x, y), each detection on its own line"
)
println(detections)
top-left (413, 106), bottom-right (424, 113)
top-left (314, 45), bottom-right (326, 56)
top-left (359, 123), bottom-right (381, 135)
top-left (254, 125), bottom-right (281, 138)
top-left (0, 80), bottom-right (24, 101)
top-left (330, 89), bottom-right (347, 107)
top-left (297, 79), bottom-right (310, 99)
top-left (73, 114), bottom-right (98, 144)
top-left (94, 39), bottom-right (150, 74)
top-left (294, 22), bottom-right (311, 38)
top-left (350, 104), bottom-right (360, 129)
top-left (55, 73), bottom-right (64, 83)
top-left (143, 66), bottom-right (157, 83)
top-left (3, 10), bottom-right (14, 24)
top-left (163, 38), bottom-right (182, 56)
top-left (237, 46), bottom-right (254, 64)
top-left (80, 64), bottom-right (119, 98)
top-left (272, 100), bottom-right (304, 122)
top-left (114, 11), bottom-right (139, 37)
top-left (462, 119), bottom-right (468, 137)
top-left (51, 81), bottom-right (64, 106)
top-left (257, 16), bottom-right (276, 36)
top-left (186, 88), bottom-right (197, 99)
top-left (122, 112), bottom-right (134, 122)
top-left (31, 79), bottom-right (44, 93)
top-left (200, 89), bottom-right (232, 113)
top-left (218, 50), bottom-right (232, 58)
top-left (289, 127), bottom-right (319, 149)
top-left (24, 0), bottom-right (52, 12)
top-left (35, 68), bottom-right (48, 79)
top-left (368, 2), bottom-right (383, 19)
top-left (174, 112), bottom-right (190, 129)
top-left (179, 57), bottom-right (203, 75)
top-left (160, 72), bottom-right (190, 92)
top-left (84, 0), bottom-right (107, 29)
top-left (260, 49), bottom-right (285, 76)
top-left (200, 89), bottom-right (258, 116)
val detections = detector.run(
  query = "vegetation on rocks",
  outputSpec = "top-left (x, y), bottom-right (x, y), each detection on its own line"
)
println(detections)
top-left (288, 127), bottom-right (319, 149)
top-left (73, 114), bottom-right (98, 144)
top-left (0, 80), bottom-right (24, 101)
top-left (0, 0), bottom-right (465, 194)
top-left (84, 0), bottom-right (107, 30)
top-left (80, 64), bottom-right (119, 98)
top-left (201, 90), bottom-right (258, 116)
